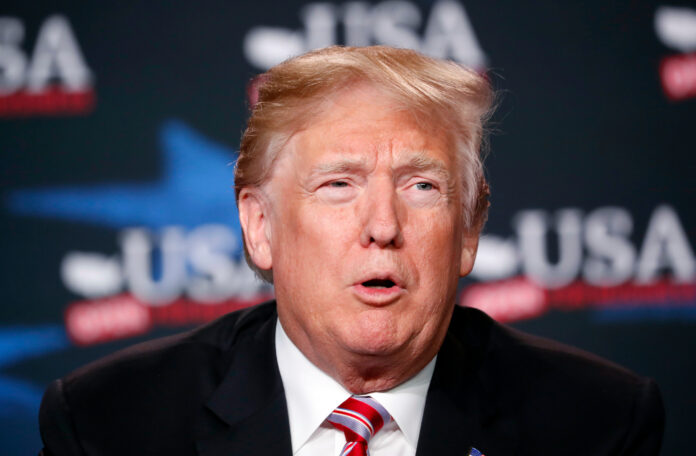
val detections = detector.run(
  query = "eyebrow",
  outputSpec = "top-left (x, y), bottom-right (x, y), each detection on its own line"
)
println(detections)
top-left (308, 152), bottom-right (452, 180)
top-left (310, 158), bottom-right (369, 176)
top-left (393, 152), bottom-right (452, 181)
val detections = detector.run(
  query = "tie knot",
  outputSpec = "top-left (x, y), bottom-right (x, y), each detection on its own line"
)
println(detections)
top-left (327, 396), bottom-right (391, 447)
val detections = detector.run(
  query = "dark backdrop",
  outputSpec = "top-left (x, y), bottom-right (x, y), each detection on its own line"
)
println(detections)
top-left (1, 1), bottom-right (694, 454)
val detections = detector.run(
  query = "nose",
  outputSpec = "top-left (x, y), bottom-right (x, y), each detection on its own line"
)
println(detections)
top-left (359, 179), bottom-right (404, 249)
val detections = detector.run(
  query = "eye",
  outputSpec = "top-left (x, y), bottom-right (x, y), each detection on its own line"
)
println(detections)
top-left (402, 178), bottom-right (441, 207)
top-left (316, 179), bottom-right (358, 204)
top-left (415, 182), bottom-right (434, 191)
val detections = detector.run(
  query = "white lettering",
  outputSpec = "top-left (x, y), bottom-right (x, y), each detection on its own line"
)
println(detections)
top-left (243, 1), bottom-right (488, 69)
top-left (371, 1), bottom-right (422, 50)
top-left (61, 252), bottom-right (123, 298)
top-left (26, 15), bottom-right (92, 92)
top-left (636, 205), bottom-right (696, 283)
top-left (302, 3), bottom-right (337, 50)
top-left (186, 224), bottom-right (265, 301)
top-left (121, 227), bottom-right (187, 305)
top-left (470, 235), bottom-right (519, 281)
top-left (516, 209), bottom-right (583, 288)
top-left (0, 17), bottom-right (27, 94)
top-left (655, 6), bottom-right (696, 53)
top-left (343, 2), bottom-right (372, 46)
top-left (583, 207), bottom-right (636, 286)
top-left (422, 0), bottom-right (486, 67)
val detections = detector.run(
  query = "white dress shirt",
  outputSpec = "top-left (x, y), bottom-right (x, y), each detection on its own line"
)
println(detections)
top-left (275, 319), bottom-right (436, 456)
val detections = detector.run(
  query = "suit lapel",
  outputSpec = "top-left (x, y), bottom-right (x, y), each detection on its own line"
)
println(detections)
top-left (416, 308), bottom-right (520, 456)
top-left (195, 309), bottom-right (292, 456)
top-left (192, 304), bottom-right (519, 455)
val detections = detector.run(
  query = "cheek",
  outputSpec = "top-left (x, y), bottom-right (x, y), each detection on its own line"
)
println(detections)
top-left (410, 212), bottom-right (460, 258)
top-left (274, 203), bottom-right (356, 275)
top-left (408, 213), bottom-right (462, 285)
top-left (305, 203), bottom-right (360, 246)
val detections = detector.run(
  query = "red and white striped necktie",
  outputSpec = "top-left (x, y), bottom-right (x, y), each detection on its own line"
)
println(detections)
top-left (327, 395), bottom-right (391, 456)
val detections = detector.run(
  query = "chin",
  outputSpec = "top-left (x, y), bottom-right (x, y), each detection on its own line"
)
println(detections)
top-left (340, 328), bottom-right (406, 357)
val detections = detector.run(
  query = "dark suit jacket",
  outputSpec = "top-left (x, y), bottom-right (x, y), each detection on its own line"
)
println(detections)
top-left (39, 301), bottom-right (664, 455)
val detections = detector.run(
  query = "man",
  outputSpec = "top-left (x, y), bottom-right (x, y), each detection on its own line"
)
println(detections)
top-left (39, 46), bottom-right (664, 455)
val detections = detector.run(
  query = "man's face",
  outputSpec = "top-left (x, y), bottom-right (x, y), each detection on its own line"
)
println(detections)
top-left (240, 85), bottom-right (478, 388)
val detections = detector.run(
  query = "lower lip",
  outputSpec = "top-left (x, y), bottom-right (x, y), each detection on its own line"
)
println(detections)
top-left (352, 284), bottom-right (404, 305)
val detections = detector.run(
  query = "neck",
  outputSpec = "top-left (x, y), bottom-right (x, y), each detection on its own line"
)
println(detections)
top-left (291, 329), bottom-right (442, 394)
top-left (275, 299), bottom-right (451, 394)
top-left (329, 358), bottom-right (430, 394)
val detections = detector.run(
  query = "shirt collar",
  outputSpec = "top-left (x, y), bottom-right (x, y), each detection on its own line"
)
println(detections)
top-left (275, 319), bottom-right (436, 453)
top-left (369, 355), bottom-right (436, 447)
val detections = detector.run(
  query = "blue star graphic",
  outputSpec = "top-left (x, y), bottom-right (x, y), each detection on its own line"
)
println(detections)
top-left (0, 325), bottom-right (69, 417)
top-left (6, 119), bottom-right (240, 231)
top-left (2, 120), bottom-right (247, 450)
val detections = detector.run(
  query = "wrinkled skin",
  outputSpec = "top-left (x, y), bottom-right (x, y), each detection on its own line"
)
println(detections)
top-left (238, 85), bottom-right (478, 393)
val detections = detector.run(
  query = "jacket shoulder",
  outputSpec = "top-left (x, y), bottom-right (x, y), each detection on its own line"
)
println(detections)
top-left (448, 306), bottom-right (665, 454)
top-left (450, 305), bottom-right (654, 392)
top-left (61, 300), bottom-right (276, 392)
top-left (39, 301), bottom-right (278, 454)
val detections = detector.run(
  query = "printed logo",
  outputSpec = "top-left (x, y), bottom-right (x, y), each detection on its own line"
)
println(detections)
top-left (0, 15), bottom-right (95, 117)
top-left (464, 206), bottom-right (696, 322)
top-left (655, 6), bottom-right (696, 101)
top-left (244, 0), bottom-right (487, 70)
top-left (7, 120), bottom-right (270, 345)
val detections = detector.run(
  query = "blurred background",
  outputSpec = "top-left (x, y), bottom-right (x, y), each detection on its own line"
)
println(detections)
top-left (1, 0), bottom-right (694, 453)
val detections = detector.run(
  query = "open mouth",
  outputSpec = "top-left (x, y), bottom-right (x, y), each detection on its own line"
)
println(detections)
top-left (362, 278), bottom-right (396, 289)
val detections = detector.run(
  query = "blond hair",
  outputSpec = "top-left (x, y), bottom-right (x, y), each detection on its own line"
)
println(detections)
top-left (236, 45), bottom-right (494, 282)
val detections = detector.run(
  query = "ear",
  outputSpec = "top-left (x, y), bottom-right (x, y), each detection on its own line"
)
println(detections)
top-left (459, 233), bottom-right (479, 277)
top-left (238, 188), bottom-right (273, 271)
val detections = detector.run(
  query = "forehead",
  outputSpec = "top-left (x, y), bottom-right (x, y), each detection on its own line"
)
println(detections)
top-left (281, 85), bottom-right (456, 170)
